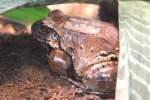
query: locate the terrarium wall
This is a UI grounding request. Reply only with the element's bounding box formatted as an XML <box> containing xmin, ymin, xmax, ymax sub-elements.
<box><xmin>116</xmin><ymin>1</ymin><xmax>150</xmax><ymax>100</ymax></box>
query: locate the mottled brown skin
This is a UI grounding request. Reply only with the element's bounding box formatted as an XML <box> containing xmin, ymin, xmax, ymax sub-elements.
<box><xmin>31</xmin><ymin>10</ymin><xmax>119</xmax><ymax>93</ymax></box>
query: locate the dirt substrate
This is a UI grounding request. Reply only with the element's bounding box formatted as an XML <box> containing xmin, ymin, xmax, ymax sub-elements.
<box><xmin>0</xmin><ymin>34</ymin><xmax>114</xmax><ymax>100</ymax></box>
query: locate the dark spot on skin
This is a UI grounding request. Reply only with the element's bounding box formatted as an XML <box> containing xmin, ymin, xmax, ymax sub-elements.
<box><xmin>110</xmin><ymin>55</ymin><xmax>118</xmax><ymax>61</ymax></box>
<box><xmin>98</xmin><ymin>58</ymin><xmax>100</xmax><ymax>60</ymax></box>
<box><xmin>102</xmin><ymin>65</ymin><xmax>105</xmax><ymax>68</ymax></box>
<box><xmin>100</xmin><ymin>53</ymin><xmax>107</xmax><ymax>57</ymax></box>
<box><xmin>80</xmin><ymin>46</ymin><xmax>83</xmax><ymax>50</ymax></box>
<box><xmin>90</xmin><ymin>49</ymin><xmax>94</xmax><ymax>52</ymax></box>
<box><xmin>91</xmin><ymin>64</ymin><xmax>94</xmax><ymax>66</ymax></box>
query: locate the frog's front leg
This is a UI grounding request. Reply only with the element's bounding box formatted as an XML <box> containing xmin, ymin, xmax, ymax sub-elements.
<box><xmin>47</xmin><ymin>49</ymin><xmax>73</xmax><ymax>76</ymax></box>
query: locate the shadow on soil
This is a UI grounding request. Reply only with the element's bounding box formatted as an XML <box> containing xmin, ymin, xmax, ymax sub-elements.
<box><xmin>0</xmin><ymin>34</ymin><xmax>52</xmax><ymax>84</ymax></box>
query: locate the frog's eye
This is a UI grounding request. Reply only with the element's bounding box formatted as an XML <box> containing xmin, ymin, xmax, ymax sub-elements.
<box><xmin>46</xmin><ymin>27</ymin><xmax>59</xmax><ymax>40</ymax></box>
<box><xmin>52</xmin><ymin>33</ymin><xmax>59</xmax><ymax>40</ymax></box>
<box><xmin>47</xmin><ymin>33</ymin><xmax>58</xmax><ymax>42</ymax></box>
<box><xmin>53</xmin><ymin>33</ymin><xmax>57</xmax><ymax>38</ymax></box>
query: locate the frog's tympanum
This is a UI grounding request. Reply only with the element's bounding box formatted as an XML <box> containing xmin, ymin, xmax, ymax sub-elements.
<box><xmin>31</xmin><ymin>10</ymin><xmax>119</xmax><ymax>93</ymax></box>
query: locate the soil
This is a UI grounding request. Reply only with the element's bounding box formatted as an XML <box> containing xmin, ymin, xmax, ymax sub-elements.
<box><xmin>0</xmin><ymin>34</ymin><xmax>114</xmax><ymax>100</ymax></box>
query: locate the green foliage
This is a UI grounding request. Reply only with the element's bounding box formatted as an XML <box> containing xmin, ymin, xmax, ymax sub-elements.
<box><xmin>2</xmin><ymin>7</ymin><xmax>49</xmax><ymax>23</ymax></box>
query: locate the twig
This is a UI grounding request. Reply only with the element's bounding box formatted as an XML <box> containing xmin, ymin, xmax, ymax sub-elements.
<box><xmin>60</xmin><ymin>75</ymin><xmax>114</xmax><ymax>98</ymax></box>
<box><xmin>60</xmin><ymin>75</ymin><xmax>88</xmax><ymax>90</ymax></box>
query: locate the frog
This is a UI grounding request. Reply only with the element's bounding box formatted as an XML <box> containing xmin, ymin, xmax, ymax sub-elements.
<box><xmin>31</xmin><ymin>10</ymin><xmax>119</xmax><ymax>93</ymax></box>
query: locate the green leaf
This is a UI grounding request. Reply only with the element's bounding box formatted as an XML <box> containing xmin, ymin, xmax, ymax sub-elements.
<box><xmin>2</xmin><ymin>7</ymin><xmax>49</xmax><ymax>23</ymax></box>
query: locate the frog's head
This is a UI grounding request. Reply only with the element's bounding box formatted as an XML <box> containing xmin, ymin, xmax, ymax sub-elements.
<box><xmin>31</xmin><ymin>10</ymin><xmax>66</xmax><ymax>48</ymax></box>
